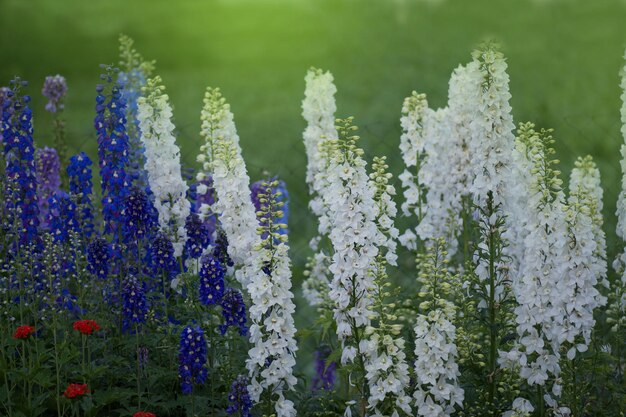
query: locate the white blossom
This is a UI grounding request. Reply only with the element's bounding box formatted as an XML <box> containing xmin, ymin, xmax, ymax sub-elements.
<box><xmin>137</xmin><ymin>77</ymin><xmax>190</xmax><ymax>257</ymax></box>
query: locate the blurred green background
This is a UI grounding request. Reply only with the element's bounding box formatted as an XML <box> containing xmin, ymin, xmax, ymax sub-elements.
<box><xmin>2</xmin><ymin>0</ymin><xmax>626</xmax><ymax>358</ymax></box>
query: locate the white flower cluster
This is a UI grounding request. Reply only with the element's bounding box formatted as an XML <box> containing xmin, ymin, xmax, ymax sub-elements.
<box><xmin>198</xmin><ymin>87</ymin><xmax>257</xmax><ymax>287</ymax></box>
<box><xmin>301</xmin><ymin>68</ymin><xmax>338</xmax><ymax>308</ymax></box>
<box><xmin>137</xmin><ymin>77</ymin><xmax>190</xmax><ymax>257</ymax></box>
<box><xmin>370</xmin><ymin>156</ymin><xmax>399</xmax><ymax>266</ymax></box>
<box><xmin>562</xmin><ymin>156</ymin><xmax>608</xmax><ymax>359</ymax></box>
<box><xmin>321</xmin><ymin>118</ymin><xmax>381</xmax><ymax>348</ymax></box>
<box><xmin>503</xmin><ymin>123</ymin><xmax>567</xmax><ymax>405</ymax></box>
<box><xmin>199</xmin><ymin>89</ymin><xmax>297</xmax><ymax>417</ymax></box>
<box><xmin>502</xmin><ymin>397</ymin><xmax>534</xmax><ymax>417</ymax></box>
<box><xmin>412</xmin><ymin>242</ymin><xmax>464</xmax><ymax>417</ymax></box>
<box><xmin>615</xmin><ymin>51</ymin><xmax>626</xmax><ymax>288</ymax></box>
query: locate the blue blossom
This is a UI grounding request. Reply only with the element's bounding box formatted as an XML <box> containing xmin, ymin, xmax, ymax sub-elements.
<box><xmin>312</xmin><ymin>346</ymin><xmax>336</xmax><ymax>391</ymax></box>
<box><xmin>226</xmin><ymin>375</ymin><xmax>253</xmax><ymax>417</ymax></box>
<box><xmin>87</xmin><ymin>236</ymin><xmax>111</xmax><ymax>279</ymax></box>
<box><xmin>36</xmin><ymin>147</ymin><xmax>61</xmax><ymax>227</ymax></box>
<box><xmin>149</xmin><ymin>232</ymin><xmax>177</xmax><ymax>277</ymax></box>
<box><xmin>119</xmin><ymin>68</ymin><xmax>148</xmax><ymax>188</ymax></box>
<box><xmin>178</xmin><ymin>325</ymin><xmax>208</xmax><ymax>394</ymax></box>
<box><xmin>122</xmin><ymin>276</ymin><xmax>148</xmax><ymax>331</ymax></box>
<box><xmin>47</xmin><ymin>191</ymin><xmax>79</xmax><ymax>243</ymax></box>
<box><xmin>185</xmin><ymin>213</ymin><xmax>210</xmax><ymax>259</ymax></box>
<box><xmin>213</xmin><ymin>228</ymin><xmax>234</xmax><ymax>268</ymax></box>
<box><xmin>41</xmin><ymin>75</ymin><xmax>67</xmax><ymax>114</ymax></box>
<box><xmin>124</xmin><ymin>186</ymin><xmax>158</xmax><ymax>244</ymax></box>
<box><xmin>67</xmin><ymin>152</ymin><xmax>95</xmax><ymax>238</ymax></box>
<box><xmin>95</xmin><ymin>67</ymin><xmax>130</xmax><ymax>256</ymax></box>
<box><xmin>2</xmin><ymin>80</ymin><xmax>40</xmax><ymax>247</ymax></box>
<box><xmin>219</xmin><ymin>288</ymin><xmax>248</xmax><ymax>336</ymax></box>
<box><xmin>199</xmin><ymin>253</ymin><xmax>225</xmax><ymax>305</ymax></box>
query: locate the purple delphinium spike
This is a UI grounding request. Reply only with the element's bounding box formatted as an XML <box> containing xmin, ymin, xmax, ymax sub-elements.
<box><xmin>226</xmin><ymin>375</ymin><xmax>253</xmax><ymax>417</ymax></box>
<box><xmin>36</xmin><ymin>147</ymin><xmax>61</xmax><ymax>227</ymax></box>
<box><xmin>67</xmin><ymin>152</ymin><xmax>95</xmax><ymax>238</ymax></box>
<box><xmin>178</xmin><ymin>325</ymin><xmax>208</xmax><ymax>395</ymax></box>
<box><xmin>312</xmin><ymin>346</ymin><xmax>337</xmax><ymax>391</ymax></box>
<box><xmin>122</xmin><ymin>276</ymin><xmax>148</xmax><ymax>332</ymax></box>
<box><xmin>3</xmin><ymin>79</ymin><xmax>40</xmax><ymax>248</ymax></box>
<box><xmin>198</xmin><ymin>253</ymin><xmax>225</xmax><ymax>305</ymax></box>
<box><xmin>219</xmin><ymin>288</ymin><xmax>248</xmax><ymax>336</ymax></box>
<box><xmin>42</xmin><ymin>75</ymin><xmax>67</xmax><ymax>114</ymax></box>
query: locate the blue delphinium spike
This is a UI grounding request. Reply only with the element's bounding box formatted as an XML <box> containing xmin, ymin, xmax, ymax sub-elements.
<box><xmin>47</xmin><ymin>191</ymin><xmax>79</xmax><ymax>243</ymax></box>
<box><xmin>67</xmin><ymin>152</ymin><xmax>95</xmax><ymax>238</ymax></box>
<box><xmin>87</xmin><ymin>236</ymin><xmax>111</xmax><ymax>280</ymax></box>
<box><xmin>122</xmin><ymin>276</ymin><xmax>148</xmax><ymax>332</ymax></box>
<box><xmin>198</xmin><ymin>253</ymin><xmax>225</xmax><ymax>305</ymax></box>
<box><xmin>219</xmin><ymin>288</ymin><xmax>248</xmax><ymax>336</ymax></box>
<box><xmin>185</xmin><ymin>213</ymin><xmax>210</xmax><ymax>260</ymax></box>
<box><xmin>178</xmin><ymin>325</ymin><xmax>208</xmax><ymax>394</ymax></box>
<box><xmin>226</xmin><ymin>375</ymin><xmax>253</xmax><ymax>417</ymax></box>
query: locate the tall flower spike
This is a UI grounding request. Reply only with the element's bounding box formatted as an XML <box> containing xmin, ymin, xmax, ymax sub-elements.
<box><xmin>67</xmin><ymin>152</ymin><xmax>95</xmax><ymax>238</ymax></box>
<box><xmin>197</xmin><ymin>87</ymin><xmax>258</xmax><ymax>287</ymax></box>
<box><xmin>137</xmin><ymin>76</ymin><xmax>190</xmax><ymax>257</ymax></box>
<box><xmin>178</xmin><ymin>325</ymin><xmax>208</xmax><ymax>395</ymax></box>
<box><xmin>95</xmin><ymin>66</ymin><xmax>131</xmax><ymax>254</ymax></box>
<box><xmin>562</xmin><ymin>156</ymin><xmax>608</xmax><ymax>360</ymax></box>
<box><xmin>36</xmin><ymin>147</ymin><xmax>61</xmax><ymax>228</ymax></box>
<box><xmin>300</xmin><ymin>68</ymin><xmax>337</xmax><ymax>309</ymax></box>
<box><xmin>3</xmin><ymin>79</ymin><xmax>40</xmax><ymax>247</ymax></box>
<box><xmin>245</xmin><ymin>180</ymin><xmax>298</xmax><ymax>417</ymax></box>
<box><xmin>615</xmin><ymin>49</ymin><xmax>626</xmax><ymax>285</ymax></box>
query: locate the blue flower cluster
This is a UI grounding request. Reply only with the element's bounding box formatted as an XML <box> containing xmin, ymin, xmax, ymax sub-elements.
<box><xmin>122</xmin><ymin>276</ymin><xmax>148</xmax><ymax>331</ymax></box>
<box><xmin>87</xmin><ymin>236</ymin><xmax>111</xmax><ymax>279</ymax></box>
<box><xmin>199</xmin><ymin>253</ymin><xmax>225</xmax><ymax>306</ymax></box>
<box><xmin>94</xmin><ymin>68</ymin><xmax>130</xmax><ymax>252</ymax></box>
<box><xmin>185</xmin><ymin>213</ymin><xmax>210</xmax><ymax>259</ymax></box>
<box><xmin>219</xmin><ymin>288</ymin><xmax>248</xmax><ymax>336</ymax></box>
<box><xmin>178</xmin><ymin>325</ymin><xmax>208</xmax><ymax>395</ymax></box>
<box><xmin>47</xmin><ymin>191</ymin><xmax>79</xmax><ymax>243</ymax></box>
<box><xmin>124</xmin><ymin>186</ymin><xmax>158</xmax><ymax>244</ymax></box>
<box><xmin>2</xmin><ymin>81</ymin><xmax>40</xmax><ymax>247</ymax></box>
<box><xmin>312</xmin><ymin>346</ymin><xmax>337</xmax><ymax>391</ymax></box>
<box><xmin>67</xmin><ymin>152</ymin><xmax>95</xmax><ymax>238</ymax></box>
<box><xmin>118</xmin><ymin>68</ymin><xmax>148</xmax><ymax>188</ymax></box>
<box><xmin>226</xmin><ymin>375</ymin><xmax>253</xmax><ymax>417</ymax></box>
<box><xmin>150</xmin><ymin>232</ymin><xmax>177</xmax><ymax>278</ymax></box>
<box><xmin>213</xmin><ymin>229</ymin><xmax>234</xmax><ymax>268</ymax></box>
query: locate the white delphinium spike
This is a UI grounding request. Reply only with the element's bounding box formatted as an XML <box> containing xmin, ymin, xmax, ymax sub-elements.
<box><xmin>300</xmin><ymin>68</ymin><xmax>338</xmax><ymax>308</ymax></box>
<box><xmin>198</xmin><ymin>87</ymin><xmax>259</xmax><ymax>287</ymax></box>
<box><xmin>616</xmin><ymin>50</ymin><xmax>626</xmax><ymax>254</ymax></box>
<box><xmin>413</xmin><ymin>239</ymin><xmax>464</xmax><ymax>417</ymax></box>
<box><xmin>137</xmin><ymin>76</ymin><xmax>190</xmax><ymax>257</ymax></box>
<box><xmin>502</xmin><ymin>123</ymin><xmax>568</xmax><ymax>408</ymax></box>
<box><xmin>561</xmin><ymin>156</ymin><xmax>608</xmax><ymax>360</ymax></box>
<box><xmin>398</xmin><ymin>92</ymin><xmax>430</xmax><ymax>250</ymax></box>
<box><xmin>359</xmin><ymin>157</ymin><xmax>412</xmax><ymax>416</ymax></box>
<box><xmin>502</xmin><ymin>398</ymin><xmax>534</xmax><ymax>417</ymax></box>
<box><xmin>322</xmin><ymin>117</ymin><xmax>381</xmax><ymax>345</ymax></box>
<box><xmin>246</xmin><ymin>180</ymin><xmax>298</xmax><ymax>417</ymax></box>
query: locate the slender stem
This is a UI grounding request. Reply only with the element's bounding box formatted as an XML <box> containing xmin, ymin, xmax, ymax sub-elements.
<box><xmin>136</xmin><ymin>324</ymin><xmax>142</xmax><ymax>410</ymax></box>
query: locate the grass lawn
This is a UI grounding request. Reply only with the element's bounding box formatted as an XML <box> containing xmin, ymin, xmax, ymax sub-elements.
<box><xmin>2</xmin><ymin>0</ymin><xmax>626</xmax><ymax>334</ymax></box>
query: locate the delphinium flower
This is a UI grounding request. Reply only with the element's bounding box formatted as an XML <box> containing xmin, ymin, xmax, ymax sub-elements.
<box><xmin>67</xmin><ymin>152</ymin><xmax>95</xmax><ymax>238</ymax></box>
<box><xmin>178</xmin><ymin>325</ymin><xmax>208</xmax><ymax>394</ymax></box>
<box><xmin>358</xmin><ymin>156</ymin><xmax>412</xmax><ymax>417</ymax></box>
<box><xmin>42</xmin><ymin>75</ymin><xmax>67</xmax><ymax>114</ymax></box>
<box><xmin>219</xmin><ymin>287</ymin><xmax>248</xmax><ymax>336</ymax></box>
<box><xmin>312</xmin><ymin>346</ymin><xmax>336</xmax><ymax>391</ymax></box>
<box><xmin>397</xmin><ymin>91</ymin><xmax>430</xmax><ymax>250</ymax></box>
<box><xmin>87</xmin><ymin>236</ymin><xmax>111</xmax><ymax>279</ymax></box>
<box><xmin>198</xmin><ymin>253</ymin><xmax>225</xmax><ymax>305</ymax></box>
<box><xmin>35</xmin><ymin>147</ymin><xmax>61</xmax><ymax>227</ymax></box>
<box><xmin>502</xmin><ymin>398</ymin><xmax>534</xmax><ymax>417</ymax></box>
<box><xmin>413</xmin><ymin>239</ymin><xmax>464</xmax><ymax>417</ymax></box>
<box><xmin>0</xmin><ymin>86</ymin><xmax>10</xmax><ymax>143</ymax></box>
<box><xmin>149</xmin><ymin>232</ymin><xmax>178</xmax><ymax>291</ymax></box>
<box><xmin>136</xmin><ymin>77</ymin><xmax>190</xmax><ymax>257</ymax></box>
<box><xmin>118</xmin><ymin>34</ymin><xmax>155</xmax><ymax>188</ymax></box>
<box><xmin>300</xmin><ymin>68</ymin><xmax>337</xmax><ymax>310</ymax></box>
<box><xmin>185</xmin><ymin>212</ymin><xmax>210</xmax><ymax>260</ymax></box>
<box><xmin>47</xmin><ymin>191</ymin><xmax>79</xmax><ymax>243</ymax></box>
<box><xmin>196</xmin><ymin>87</ymin><xmax>257</xmax><ymax>287</ymax></box>
<box><xmin>560</xmin><ymin>155</ymin><xmax>608</xmax><ymax>362</ymax></box>
<box><xmin>2</xmin><ymin>79</ymin><xmax>40</xmax><ymax>248</ymax></box>
<box><xmin>123</xmin><ymin>186</ymin><xmax>158</xmax><ymax>258</ymax></box>
<box><xmin>193</xmin><ymin>176</ymin><xmax>217</xmax><ymax>234</ymax></box>
<box><xmin>250</xmin><ymin>178</ymin><xmax>289</xmax><ymax>237</ymax></box>
<box><xmin>122</xmin><ymin>276</ymin><xmax>148</xmax><ymax>332</ymax></box>
<box><xmin>501</xmin><ymin>123</ymin><xmax>568</xmax><ymax>411</ymax></box>
<box><xmin>245</xmin><ymin>180</ymin><xmax>298</xmax><ymax>417</ymax></box>
<box><xmin>227</xmin><ymin>375</ymin><xmax>253</xmax><ymax>417</ymax></box>
<box><xmin>213</xmin><ymin>227</ymin><xmax>234</xmax><ymax>269</ymax></box>
<box><xmin>95</xmin><ymin>66</ymin><xmax>131</xmax><ymax>258</ymax></box>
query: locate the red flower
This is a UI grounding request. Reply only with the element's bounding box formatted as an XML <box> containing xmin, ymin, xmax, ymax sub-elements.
<box><xmin>72</xmin><ymin>319</ymin><xmax>101</xmax><ymax>335</ymax></box>
<box><xmin>133</xmin><ymin>412</ymin><xmax>156</xmax><ymax>417</ymax></box>
<box><xmin>13</xmin><ymin>325</ymin><xmax>35</xmax><ymax>340</ymax></box>
<box><xmin>63</xmin><ymin>383</ymin><xmax>89</xmax><ymax>399</ymax></box>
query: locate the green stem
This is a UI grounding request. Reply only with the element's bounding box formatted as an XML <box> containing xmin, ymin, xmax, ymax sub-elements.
<box><xmin>136</xmin><ymin>324</ymin><xmax>142</xmax><ymax>410</ymax></box>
